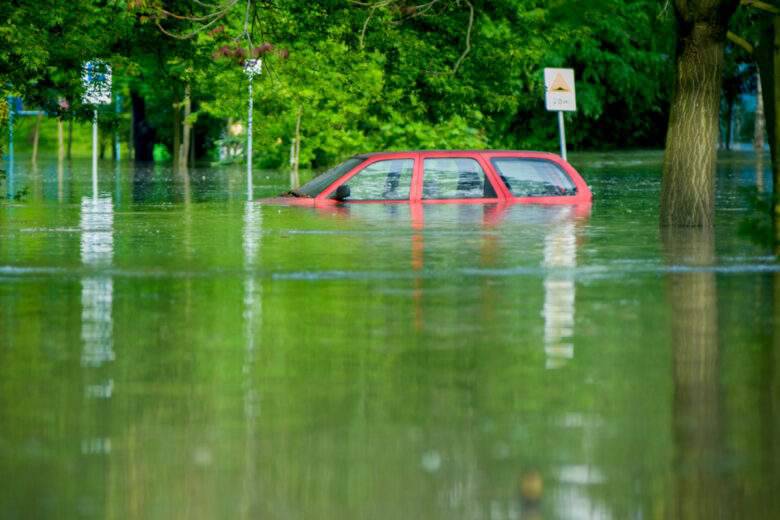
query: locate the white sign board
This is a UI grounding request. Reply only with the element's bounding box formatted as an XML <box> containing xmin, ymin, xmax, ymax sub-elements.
<box><xmin>244</xmin><ymin>59</ymin><xmax>262</xmax><ymax>78</ymax></box>
<box><xmin>82</xmin><ymin>61</ymin><xmax>113</xmax><ymax>105</ymax></box>
<box><xmin>544</xmin><ymin>68</ymin><xmax>576</xmax><ymax>112</ymax></box>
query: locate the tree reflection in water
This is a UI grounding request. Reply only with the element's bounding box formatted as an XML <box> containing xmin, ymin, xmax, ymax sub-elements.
<box><xmin>663</xmin><ymin>228</ymin><xmax>728</xmax><ymax>518</ymax></box>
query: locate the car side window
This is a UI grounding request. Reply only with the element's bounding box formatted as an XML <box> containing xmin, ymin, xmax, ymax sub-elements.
<box><xmin>491</xmin><ymin>158</ymin><xmax>577</xmax><ymax>197</ymax></box>
<box><xmin>333</xmin><ymin>159</ymin><xmax>414</xmax><ymax>201</ymax></box>
<box><xmin>422</xmin><ymin>158</ymin><xmax>496</xmax><ymax>199</ymax></box>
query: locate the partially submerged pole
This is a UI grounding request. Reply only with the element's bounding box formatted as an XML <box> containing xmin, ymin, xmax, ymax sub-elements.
<box><xmin>67</xmin><ymin>119</ymin><xmax>73</xmax><ymax>160</ymax></box>
<box><xmin>7</xmin><ymin>99</ymin><xmax>14</xmax><ymax>198</ymax></box>
<box><xmin>31</xmin><ymin>112</ymin><xmax>42</xmax><ymax>165</ymax></box>
<box><xmin>247</xmin><ymin>74</ymin><xmax>253</xmax><ymax>200</ymax></box>
<box><xmin>180</xmin><ymin>83</ymin><xmax>192</xmax><ymax>172</ymax></box>
<box><xmin>755</xmin><ymin>71</ymin><xmax>765</xmax><ymax>152</ymax></box>
<box><xmin>543</xmin><ymin>68</ymin><xmax>576</xmax><ymax>162</ymax></box>
<box><xmin>92</xmin><ymin>109</ymin><xmax>98</xmax><ymax>199</ymax></box>
<box><xmin>58</xmin><ymin>118</ymin><xmax>65</xmax><ymax>163</ymax></box>
<box><xmin>291</xmin><ymin>109</ymin><xmax>302</xmax><ymax>189</ymax></box>
<box><xmin>243</xmin><ymin>59</ymin><xmax>262</xmax><ymax>201</ymax></box>
<box><xmin>114</xmin><ymin>95</ymin><xmax>121</xmax><ymax>161</ymax></box>
<box><xmin>557</xmin><ymin>111</ymin><xmax>567</xmax><ymax>161</ymax></box>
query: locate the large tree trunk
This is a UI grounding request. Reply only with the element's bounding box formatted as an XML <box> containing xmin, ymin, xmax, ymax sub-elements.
<box><xmin>660</xmin><ymin>0</ymin><xmax>740</xmax><ymax>227</ymax></box>
<box><xmin>755</xmin><ymin>16</ymin><xmax>780</xmax><ymax>240</ymax></box>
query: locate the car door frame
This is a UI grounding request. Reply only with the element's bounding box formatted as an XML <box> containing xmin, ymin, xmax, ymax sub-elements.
<box><xmin>316</xmin><ymin>153</ymin><xmax>419</xmax><ymax>205</ymax></box>
<box><xmin>414</xmin><ymin>151</ymin><xmax>508</xmax><ymax>204</ymax></box>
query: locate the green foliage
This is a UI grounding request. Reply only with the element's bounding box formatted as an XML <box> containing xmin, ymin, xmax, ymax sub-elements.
<box><xmin>0</xmin><ymin>1</ymin><xmax>685</xmax><ymax>169</ymax></box>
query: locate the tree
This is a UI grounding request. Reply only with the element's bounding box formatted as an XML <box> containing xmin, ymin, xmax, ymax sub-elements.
<box><xmin>660</xmin><ymin>0</ymin><xmax>741</xmax><ymax>227</ymax></box>
<box><xmin>723</xmin><ymin>2</ymin><xmax>780</xmax><ymax>237</ymax></box>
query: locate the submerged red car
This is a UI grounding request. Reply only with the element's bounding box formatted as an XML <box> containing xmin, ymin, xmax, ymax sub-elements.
<box><xmin>271</xmin><ymin>150</ymin><xmax>592</xmax><ymax>205</ymax></box>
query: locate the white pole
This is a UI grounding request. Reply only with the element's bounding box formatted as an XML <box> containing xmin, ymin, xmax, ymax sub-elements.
<box><xmin>114</xmin><ymin>95</ymin><xmax>121</xmax><ymax>161</ymax></box>
<box><xmin>92</xmin><ymin>108</ymin><xmax>98</xmax><ymax>199</ymax></box>
<box><xmin>557</xmin><ymin>111</ymin><xmax>567</xmax><ymax>161</ymax></box>
<box><xmin>7</xmin><ymin>100</ymin><xmax>13</xmax><ymax>198</ymax></box>
<box><xmin>247</xmin><ymin>77</ymin><xmax>253</xmax><ymax>201</ymax></box>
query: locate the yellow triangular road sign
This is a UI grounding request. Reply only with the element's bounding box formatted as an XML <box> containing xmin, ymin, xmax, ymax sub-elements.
<box><xmin>550</xmin><ymin>73</ymin><xmax>571</xmax><ymax>93</ymax></box>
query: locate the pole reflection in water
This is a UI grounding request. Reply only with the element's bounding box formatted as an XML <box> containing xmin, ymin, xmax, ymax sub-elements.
<box><xmin>663</xmin><ymin>228</ymin><xmax>728</xmax><ymax>518</ymax></box>
<box><xmin>241</xmin><ymin>200</ymin><xmax>262</xmax><ymax>518</ymax></box>
<box><xmin>80</xmin><ymin>195</ymin><xmax>115</xmax><ymax>459</ymax></box>
<box><xmin>542</xmin><ymin>209</ymin><xmax>577</xmax><ymax>369</ymax></box>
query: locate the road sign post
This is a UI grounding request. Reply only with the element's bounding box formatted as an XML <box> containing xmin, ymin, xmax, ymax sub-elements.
<box><xmin>82</xmin><ymin>61</ymin><xmax>113</xmax><ymax>198</ymax></box>
<box><xmin>544</xmin><ymin>68</ymin><xmax>576</xmax><ymax>161</ymax></box>
<box><xmin>244</xmin><ymin>59</ymin><xmax>262</xmax><ymax>201</ymax></box>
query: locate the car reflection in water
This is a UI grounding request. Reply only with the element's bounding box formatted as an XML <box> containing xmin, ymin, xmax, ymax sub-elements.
<box><xmin>311</xmin><ymin>201</ymin><xmax>592</xmax><ymax>516</ymax></box>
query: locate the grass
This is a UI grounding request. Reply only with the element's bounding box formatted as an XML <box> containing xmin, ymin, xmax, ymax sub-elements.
<box><xmin>2</xmin><ymin>116</ymin><xmax>131</xmax><ymax>159</ymax></box>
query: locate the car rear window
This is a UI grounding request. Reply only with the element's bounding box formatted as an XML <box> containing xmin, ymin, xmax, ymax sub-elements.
<box><xmin>491</xmin><ymin>158</ymin><xmax>576</xmax><ymax>197</ymax></box>
<box><xmin>293</xmin><ymin>157</ymin><xmax>364</xmax><ymax>197</ymax></box>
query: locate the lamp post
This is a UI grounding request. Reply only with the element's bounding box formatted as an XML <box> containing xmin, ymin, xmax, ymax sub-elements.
<box><xmin>244</xmin><ymin>59</ymin><xmax>262</xmax><ymax>201</ymax></box>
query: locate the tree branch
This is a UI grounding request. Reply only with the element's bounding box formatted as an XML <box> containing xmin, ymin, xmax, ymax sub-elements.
<box><xmin>741</xmin><ymin>0</ymin><xmax>780</xmax><ymax>14</ymax></box>
<box><xmin>727</xmin><ymin>30</ymin><xmax>754</xmax><ymax>54</ymax></box>
<box><xmin>451</xmin><ymin>0</ymin><xmax>473</xmax><ymax>75</ymax></box>
<box><xmin>352</xmin><ymin>0</ymin><xmax>475</xmax><ymax>73</ymax></box>
<box><xmin>359</xmin><ymin>7</ymin><xmax>376</xmax><ymax>49</ymax></box>
<box><xmin>153</xmin><ymin>0</ymin><xmax>238</xmax><ymax>40</ymax></box>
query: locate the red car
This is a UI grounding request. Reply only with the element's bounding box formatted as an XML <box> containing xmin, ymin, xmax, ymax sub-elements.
<box><xmin>271</xmin><ymin>150</ymin><xmax>592</xmax><ymax>206</ymax></box>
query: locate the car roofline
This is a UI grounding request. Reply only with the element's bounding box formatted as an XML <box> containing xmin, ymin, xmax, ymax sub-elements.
<box><xmin>352</xmin><ymin>150</ymin><xmax>561</xmax><ymax>159</ymax></box>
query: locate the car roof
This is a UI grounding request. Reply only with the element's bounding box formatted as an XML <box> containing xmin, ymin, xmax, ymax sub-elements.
<box><xmin>353</xmin><ymin>150</ymin><xmax>558</xmax><ymax>159</ymax></box>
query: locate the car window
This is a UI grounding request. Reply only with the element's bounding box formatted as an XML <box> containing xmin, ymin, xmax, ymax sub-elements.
<box><xmin>422</xmin><ymin>158</ymin><xmax>496</xmax><ymax>199</ymax></box>
<box><xmin>295</xmin><ymin>157</ymin><xmax>364</xmax><ymax>197</ymax></box>
<box><xmin>333</xmin><ymin>159</ymin><xmax>414</xmax><ymax>201</ymax></box>
<box><xmin>491</xmin><ymin>158</ymin><xmax>576</xmax><ymax>197</ymax></box>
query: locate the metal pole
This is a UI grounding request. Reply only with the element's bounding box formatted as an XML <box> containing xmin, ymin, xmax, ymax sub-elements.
<box><xmin>7</xmin><ymin>99</ymin><xmax>14</xmax><ymax>198</ymax></box>
<box><xmin>114</xmin><ymin>95</ymin><xmax>121</xmax><ymax>161</ymax></box>
<box><xmin>247</xmin><ymin>77</ymin><xmax>253</xmax><ymax>200</ymax></box>
<box><xmin>92</xmin><ymin>108</ymin><xmax>98</xmax><ymax>199</ymax></box>
<box><xmin>558</xmin><ymin>111</ymin><xmax>567</xmax><ymax>161</ymax></box>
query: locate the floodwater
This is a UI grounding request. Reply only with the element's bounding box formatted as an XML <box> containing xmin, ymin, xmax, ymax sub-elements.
<box><xmin>1</xmin><ymin>151</ymin><xmax>778</xmax><ymax>519</ymax></box>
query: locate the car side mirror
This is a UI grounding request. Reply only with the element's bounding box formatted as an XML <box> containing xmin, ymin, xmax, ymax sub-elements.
<box><xmin>333</xmin><ymin>184</ymin><xmax>351</xmax><ymax>201</ymax></box>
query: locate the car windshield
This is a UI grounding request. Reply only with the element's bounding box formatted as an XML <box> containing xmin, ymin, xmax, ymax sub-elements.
<box><xmin>292</xmin><ymin>157</ymin><xmax>364</xmax><ymax>197</ymax></box>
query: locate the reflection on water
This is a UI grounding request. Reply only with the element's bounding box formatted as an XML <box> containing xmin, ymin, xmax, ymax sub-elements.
<box><xmin>663</xmin><ymin>228</ymin><xmax>726</xmax><ymax>518</ymax></box>
<box><xmin>543</xmin><ymin>210</ymin><xmax>577</xmax><ymax>369</ymax></box>
<box><xmin>80</xmin><ymin>196</ymin><xmax>114</xmax><ymax>368</ymax></box>
<box><xmin>241</xmin><ymin>200</ymin><xmax>261</xmax><ymax>518</ymax></box>
<box><xmin>79</xmin><ymin>194</ymin><xmax>114</xmax><ymax>469</ymax></box>
<box><xmin>1</xmin><ymin>154</ymin><xmax>779</xmax><ymax>518</ymax></box>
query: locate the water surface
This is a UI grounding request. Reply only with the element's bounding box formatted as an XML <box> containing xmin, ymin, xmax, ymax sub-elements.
<box><xmin>1</xmin><ymin>152</ymin><xmax>778</xmax><ymax>519</ymax></box>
